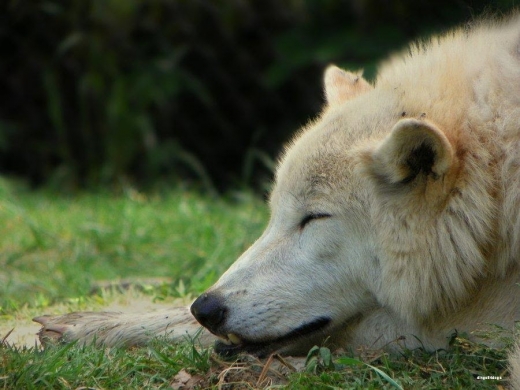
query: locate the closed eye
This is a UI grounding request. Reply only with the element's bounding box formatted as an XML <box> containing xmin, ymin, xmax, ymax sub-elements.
<box><xmin>299</xmin><ymin>213</ymin><xmax>332</xmax><ymax>229</ymax></box>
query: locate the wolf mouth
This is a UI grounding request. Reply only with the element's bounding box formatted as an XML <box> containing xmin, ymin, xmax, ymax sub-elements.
<box><xmin>213</xmin><ymin>316</ymin><xmax>331</xmax><ymax>357</ymax></box>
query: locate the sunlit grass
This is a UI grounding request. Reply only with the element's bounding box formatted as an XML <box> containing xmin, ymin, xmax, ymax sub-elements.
<box><xmin>0</xmin><ymin>178</ymin><xmax>268</xmax><ymax>313</ymax></box>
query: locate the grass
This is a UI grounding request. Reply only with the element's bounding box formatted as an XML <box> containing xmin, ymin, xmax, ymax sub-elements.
<box><xmin>0</xmin><ymin>177</ymin><xmax>513</xmax><ymax>389</ymax></box>
<box><xmin>0</xmin><ymin>177</ymin><xmax>267</xmax><ymax>312</ymax></box>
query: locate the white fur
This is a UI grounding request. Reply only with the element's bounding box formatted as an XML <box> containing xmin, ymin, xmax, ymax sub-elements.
<box><xmin>206</xmin><ymin>14</ymin><xmax>520</xmax><ymax>352</ymax></box>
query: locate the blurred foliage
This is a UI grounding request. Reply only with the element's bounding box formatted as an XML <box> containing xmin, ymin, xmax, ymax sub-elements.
<box><xmin>0</xmin><ymin>0</ymin><xmax>517</xmax><ymax>191</ymax></box>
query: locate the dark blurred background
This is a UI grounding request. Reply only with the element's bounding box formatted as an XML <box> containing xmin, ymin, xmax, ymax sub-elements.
<box><xmin>0</xmin><ymin>0</ymin><xmax>517</xmax><ymax>193</ymax></box>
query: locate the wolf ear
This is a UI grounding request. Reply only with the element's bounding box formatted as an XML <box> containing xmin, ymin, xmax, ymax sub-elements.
<box><xmin>369</xmin><ymin>118</ymin><xmax>454</xmax><ymax>185</ymax></box>
<box><xmin>324</xmin><ymin>65</ymin><xmax>372</xmax><ymax>106</ymax></box>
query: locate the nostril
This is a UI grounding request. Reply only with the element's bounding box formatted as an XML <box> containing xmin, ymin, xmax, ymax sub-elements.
<box><xmin>190</xmin><ymin>292</ymin><xmax>227</xmax><ymax>331</ymax></box>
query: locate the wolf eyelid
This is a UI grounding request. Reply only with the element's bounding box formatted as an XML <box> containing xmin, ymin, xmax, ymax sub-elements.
<box><xmin>299</xmin><ymin>213</ymin><xmax>332</xmax><ymax>229</ymax></box>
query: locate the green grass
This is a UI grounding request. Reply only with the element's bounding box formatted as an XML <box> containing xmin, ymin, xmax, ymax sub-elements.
<box><xmin>0</xmin><ymin>177</ymin><xmax>267</xmax><ymax>313</ymax></box>
<box><xmin>0</xmin><ymin>178</ymin><xmax>512</xmax><ymax>389</ymax></box>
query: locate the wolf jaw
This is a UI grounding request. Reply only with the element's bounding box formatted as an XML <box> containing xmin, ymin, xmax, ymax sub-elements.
<box><xmin>212</xmin><ymin>316</ymin><xmax>332</xmax><ymax>357</ymax></box>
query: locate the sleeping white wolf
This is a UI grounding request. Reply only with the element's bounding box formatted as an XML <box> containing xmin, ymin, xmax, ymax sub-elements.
<box><xmin>35</xmin><ymin>14</ymin><xmax>520</xmax><ymax>385</ymax></box>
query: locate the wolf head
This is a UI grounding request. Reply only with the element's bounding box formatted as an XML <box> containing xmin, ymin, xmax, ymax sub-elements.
<box><xmin>191</xmin><ymin>64</ymin><xmax>499</xmax><ymax>356</ymax></box>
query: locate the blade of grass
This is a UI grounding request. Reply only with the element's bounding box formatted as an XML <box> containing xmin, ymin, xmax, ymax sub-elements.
<box><xmin>337</xmin><ymin>356</ymin><xmax>404</xmax><ymax>390</ymax></box>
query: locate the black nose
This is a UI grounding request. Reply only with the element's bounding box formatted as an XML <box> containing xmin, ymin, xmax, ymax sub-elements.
<box><xmin>190</xmin><ymin>292</ymin><xmax>227</xmax><ymax>332</ymax></box>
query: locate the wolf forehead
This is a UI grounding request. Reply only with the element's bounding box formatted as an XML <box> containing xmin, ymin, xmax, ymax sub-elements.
<box><xmin>273</xmin><ymin>101</ymin><xmax>397</xmax><ymax>201</ymax></box>
<box><xmin>273</xmin><ymin>133</ymin><xmax>352</xmax><ymax>202</ymax></box>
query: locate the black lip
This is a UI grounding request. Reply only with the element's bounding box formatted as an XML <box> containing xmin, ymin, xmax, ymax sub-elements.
<box><xmin>214</xmin><ymin>316</ymin><xmax>331</xmax><ymax>357</ymax></box>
